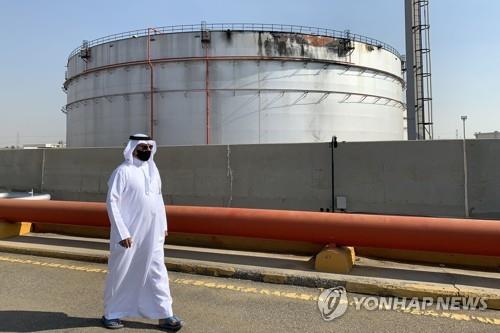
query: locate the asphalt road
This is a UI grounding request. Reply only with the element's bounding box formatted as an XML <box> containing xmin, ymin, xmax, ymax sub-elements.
<box><xmin>0</xmin><ymin>253</ymin><xmax>499</xmax><ymax>333</ymax></box>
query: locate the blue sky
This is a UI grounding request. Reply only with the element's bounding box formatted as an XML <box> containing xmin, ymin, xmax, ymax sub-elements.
<box><xmin>0</xmin><ymin>0</ymin><xmax>498</xmax><ymax>145</ymax></box>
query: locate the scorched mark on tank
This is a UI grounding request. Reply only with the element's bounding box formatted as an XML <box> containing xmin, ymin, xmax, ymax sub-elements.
<box><xmin>259</xmin><ymin>33</ymin><xmax>353</xmax><ymax>58</ymax></box>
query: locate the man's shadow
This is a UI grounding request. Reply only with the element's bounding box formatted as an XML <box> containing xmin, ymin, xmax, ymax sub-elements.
<box><xmin>0</xmin><ymin>311</ymin><xmax>157</xmax><ymax>332</ymax></box>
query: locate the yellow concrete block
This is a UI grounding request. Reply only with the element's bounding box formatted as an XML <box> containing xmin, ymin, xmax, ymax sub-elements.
<box><xmin>315</xmin><ymin>245</ymin><xmax>355</xmax><ymax>274</ymax></box>
<box><xmin>0</xmin><ymin>221</ymin><xmax>32</xmax><ymax>239</ymax></box>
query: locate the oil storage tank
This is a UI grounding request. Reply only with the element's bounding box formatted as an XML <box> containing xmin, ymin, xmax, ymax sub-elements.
<box><xmin>63</xmin><ymin>23</ymin><xmax>405</xmax><ymax>147</ymax></box>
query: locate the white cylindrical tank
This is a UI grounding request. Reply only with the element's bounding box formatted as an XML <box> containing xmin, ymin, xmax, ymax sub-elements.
<box><xmin>64</xmin><ymin>24</ymin><xmax>405</xmax><ymax>147</ymax></box>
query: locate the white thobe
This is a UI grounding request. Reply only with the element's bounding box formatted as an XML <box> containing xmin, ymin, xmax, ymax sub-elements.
<box><xmin>104</xmin><ymin>158</ymin><xmax>173</xmax><ymax>320</ymax></box>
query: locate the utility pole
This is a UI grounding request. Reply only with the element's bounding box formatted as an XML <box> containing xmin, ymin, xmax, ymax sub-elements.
<box><xmin>461</xmin><ymin>116</ymin><xmax>469</xmax><ymax>217</ymax></box>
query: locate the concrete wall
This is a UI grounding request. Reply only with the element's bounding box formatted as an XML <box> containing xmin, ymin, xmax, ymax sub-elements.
<box><xmin>0</xmin><ymin>149</ymin><xmax>43</xmax><ymax>192</ymax></box>
<box><xmin>334</xmin><ymin>140</ymin><xmax>466</xmax><ymax>216</ymax></box>
<box><xmin>468</xmin><ymin>140</ymin><xmax>500</xmax><ymax>218</ymax></box>
<box><xmin>1</xmin><ymin>140</ymin><xmax>499</xmax><ymax>218</ymax></box>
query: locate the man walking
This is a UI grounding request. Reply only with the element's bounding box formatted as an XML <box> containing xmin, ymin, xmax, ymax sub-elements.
<box><xmin>102</xmin><ymin>134</ymin><xmax>184</xmax><ymax>331</ymax></box>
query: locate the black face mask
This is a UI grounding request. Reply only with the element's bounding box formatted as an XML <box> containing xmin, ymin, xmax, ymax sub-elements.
<box><xmin>136</xmin><ymin>150</ymin><xmax>151</xmax><ymax>161</ymax></box>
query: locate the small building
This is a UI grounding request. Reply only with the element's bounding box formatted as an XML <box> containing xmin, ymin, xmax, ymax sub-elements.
<box><xmin>474</xmin><ymin>131</ymin><xmax>500</xmax><ymax>139</ymax></box>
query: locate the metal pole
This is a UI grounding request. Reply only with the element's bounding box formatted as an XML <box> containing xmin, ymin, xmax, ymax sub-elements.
<box><xmin>205</xmin><ymin>47</ymin><xmax>211</xmax><ymax>144</ymax></box>
<box><xmin>461</xmin><ymin>116</ymin><xmax>469</xmax><ymax>217</ymax></box>
<box><xmin>201</xmin><ymin>22</ymin><xmax>211</xmax><ymax>144</ymax></box>
<box><xmin>147</xmin><ymin>27</ymin><xmax>161</xmax><ymax>139</ymax></box>
<box><xmin>405</xmin><ymin>0</ymin><xmax>417</xmax><ymax>140</ymax></box>
<box><xmin>147</xmin><ymin>28</ymin><xmax>154</xmax><ymax>139</ymax></box>
<box><xmin>330</xmin><ymin>136</ymin><xmax>338</xmax><ymax>212</ymax></box>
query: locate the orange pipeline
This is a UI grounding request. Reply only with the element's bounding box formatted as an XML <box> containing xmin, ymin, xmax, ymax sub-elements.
<box><xmin>0</xmin><ymin>199</ymin><xmax>499</xmax><ymax>256</ymax></box>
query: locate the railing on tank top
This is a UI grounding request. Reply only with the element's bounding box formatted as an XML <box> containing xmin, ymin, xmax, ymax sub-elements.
<box><xmin>68</xmin><ymin>23</ymin><xmax>402</xmax><ymax>60</ymax></box>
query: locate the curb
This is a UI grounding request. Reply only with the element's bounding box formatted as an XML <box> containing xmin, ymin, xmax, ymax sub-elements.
<box><xmin>0</xmin><ymin>243</ymin><xmax>108</xmax><ymax>263</ymax></box>
<box><xmin>0</xmin><ymin>243</ymin><xmax>499</xmax><ymax>310</ymax></box>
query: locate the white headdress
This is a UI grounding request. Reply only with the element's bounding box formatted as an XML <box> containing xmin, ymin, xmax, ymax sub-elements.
<box><xmin>123</xmin><ymin>134</ymin><xmax>159</xmax><ymax>185</ymax></box>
